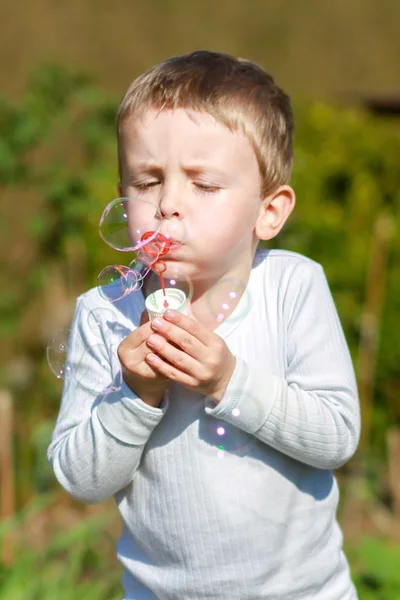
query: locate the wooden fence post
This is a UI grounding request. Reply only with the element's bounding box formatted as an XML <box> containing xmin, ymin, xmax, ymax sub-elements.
<box><xmin>356</xmin><ymin>212</ymin><xmax>393</xmax><ymax>454</ymax></box>
<box><xmin>388</xmin><ymin>428</ymin><xmax>400</xmax><ymax>524</ymax></box>
<box><xmin>0</xmin><ymin>388</ymin><xmax>15</xmax><ymax>565</ymax></box>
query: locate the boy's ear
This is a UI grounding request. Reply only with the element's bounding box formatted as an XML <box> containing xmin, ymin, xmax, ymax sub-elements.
<box><xmin>255</xmin><ymin>185</ymin><xmax>296</xmax><ymax>241</ymax></box>
<box><xmin>117</xmin><ymin>183</ymin><xmax>123</xmax><ymax>197</ymax></box>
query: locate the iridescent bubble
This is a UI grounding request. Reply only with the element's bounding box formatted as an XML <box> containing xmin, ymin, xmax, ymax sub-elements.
<box><xmin>207</xmin><ymin>277</ymin><xmax>251</xmax><ymax>324</ymax></box>
<box><xmin>205</xmin><ymin>417</ymin><xmax>255</xmax><ymax>457</ymax></box>
<box><xmin>158</xmin><ymin>217</ymin><xmax>187</xmax><ymax>246</ymax></box>
<box><xmin>140</xmin><ymin>263</ymin><xmax>194</xmax><ymax>309</ymax></box>
<box><xmin>204</xmin><ymin>389</ymin><xmax>256</xmax><ymax>457</ymax></box>
<box><xmin>136</xmin><ymin>244</ymin><xmax>163</xmax><ymax>268</ymax></box>
<box><xmin>47</xmin><ymin>329</ymin><xmax>72</xmax><ymax>380</ymax></box>
<box><xmin>161</xmin><ymin>265</ymin><xmax>194</xmax><ymax>303</ymax></box>
<box><xmin>207</xmin><ymin>416</ymin><xmax>255</xmax><ymax>456</ymax></box>
<box><xmin>99</xmin><ymin>197</ymin><xmax>162</xmax><ymax>252</ymax></box>
<box><xmin>128</xmin><ymin>257</ymin><xmax>150</xmax><ymax>287</ymax></box>
<box><xmin>217</xmin><ymin>447</ymin><xmax>225</xmax><ymax>459</ymax></box>
<box><xmin>87</xmin><ymin>308</ymin><xmax>119</xmax><ymax>339</ymax></box>
<box><xmin>97</xmin><ymin>265</ymin><xmax>140</xmax><ymax>302</ymax></box>
<box><xmin>75</xmin><ymin>343</ymin><xmax>121</xmax><ymax>395</ymax></box>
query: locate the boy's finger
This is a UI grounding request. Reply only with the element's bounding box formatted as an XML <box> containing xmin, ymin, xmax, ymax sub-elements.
<box><xmin>161</xmin><ymin>309</ymin><xmax>211</xmax><ymax>345</ymax></box>
<box><xmin>119</xmin><ymin>317</ymin><xmax>151</xmax><ymax>351</ymax></box>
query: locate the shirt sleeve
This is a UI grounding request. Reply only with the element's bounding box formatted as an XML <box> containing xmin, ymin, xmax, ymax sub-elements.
<box><xmin>205</xmin><ymin>260</ymin><xmax>361</xmax><ymax>470</ymax></box>
<box><xmin>47</xmin><ymin>295</ymin><xmax>168</xmax><ymax>504</ymax></box>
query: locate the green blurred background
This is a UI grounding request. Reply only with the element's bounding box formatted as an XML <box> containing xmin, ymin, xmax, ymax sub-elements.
<box><xmin>0</xmin><ymin>1</ymin><xmax>400</xmax><ymax>598</ymax></box>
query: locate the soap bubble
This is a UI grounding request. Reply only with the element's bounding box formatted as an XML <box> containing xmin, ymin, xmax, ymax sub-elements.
<box><xmin>143</xmin><ymin>264</ymin><xmax>194</xmax><ymax>304</ymax></box>
<box><xmin>204</xmin><ymin>397</ymin><xmax>255</xmax><ymax>457</ymax></box>
<box><xmin>128</xmin><ymin>257</ymin><xmax>150</xmax><ymax>286</ymax></box>
<box><xmin>158</xmin><ymin>217</ymin><xmax>187</xmax><ymax>247</ymax></box>
<box><xmin>207</xmin><ymin>277</ymin><xmax>251</xmax><ymax>324</ymax></box>
<box><xmin>97</xmin><ymin>265</ymin><xmax>141</xmax><ymax>302</ymax></box>
<box><xmin>75</xmin><ymin>343</ymin><xmax>121</xmax><ymax>395</ymax></box>
<box><xmin>136</xmin><ymin>239</ymin><xmax>165</xmax><ymax>268</ymax></box>
<box><xmin>205</xmin><ymin>416</ymin><xmax>255</xmax><ymax>457</ymax></box>
<box><xmin>88</xmin><ymin>308</ymin><xmax>119</xmax><ymax>339</ymax></box>
<box><xmin>47</xmin><ymin>328</ymin><xmax>121</xmax><ymax>396</ymax></box>
<box><xmin>47</xmin><ymin>329</ymin><xmax>73</xmax><ymax>380</ymax></box>
<box><xmin>161</xmin><ymin>265</ymin><xmax>194</xmax><ymax>303</ymax></box>
<box><xmin>99</xmin><ymin>197</ymin><xmax>162</xmax><ymax>252</ymax></box>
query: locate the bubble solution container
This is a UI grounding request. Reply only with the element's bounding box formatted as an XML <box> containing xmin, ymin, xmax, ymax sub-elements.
<box><xmin>145</xmin><ymin>288</ymin><xmax>187</xmax><ymax>320</ymax></box>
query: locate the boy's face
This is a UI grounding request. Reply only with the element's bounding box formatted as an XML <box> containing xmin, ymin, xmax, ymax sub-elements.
<box><xmin>118</xmin><ymin>108</ymin><xmax>265</xmax><ymax>287</ymax></box>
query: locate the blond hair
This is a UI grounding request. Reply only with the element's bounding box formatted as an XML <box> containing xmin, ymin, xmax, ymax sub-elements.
<box><xmin>117</xmin><ymin>50</ymin><xmax>294</xmax><ymax>196</ymax></box>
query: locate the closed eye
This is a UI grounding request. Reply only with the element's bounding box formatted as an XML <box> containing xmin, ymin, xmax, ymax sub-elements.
<box><xmin>194</xmin><ymin>183</ymin><xmax>220</xmax><ymax>195</ymax></box>
<box><xmin>132</xmin><ymin>181</ymin><xmax>160</xmax><ymax>192</ymax></box>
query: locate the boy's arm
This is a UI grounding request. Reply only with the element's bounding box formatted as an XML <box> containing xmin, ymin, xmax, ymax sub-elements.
<box><xmin>205</xmin><ymin>261</ymin><xmax>361</xmax><ymax>470</ymax></box>
<box><xmin>47</xmin><ymin>297</ymin><xmax>168</xmax><ymax>504</ymax></box>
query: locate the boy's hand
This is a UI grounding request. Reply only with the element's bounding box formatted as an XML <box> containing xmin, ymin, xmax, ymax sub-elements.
<box><xmin>118</xmin><ymin>310</ymin><xmax>171</xmax><ymax>408</ymax></box>
<box><xmin>144</xmin><ymin>309</ymin><xmax>236</xmax><ymax>404</ymax></box>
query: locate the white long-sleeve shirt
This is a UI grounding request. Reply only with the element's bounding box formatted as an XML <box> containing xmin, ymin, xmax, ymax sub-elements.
<box><xmin>47</xmin><ymin>248</ymin><xmax>360</xmax><ymax>600</ymax></box>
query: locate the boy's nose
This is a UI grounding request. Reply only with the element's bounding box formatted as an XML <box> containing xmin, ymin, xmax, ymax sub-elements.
<box><xmin>159</xmin><ymin>189</ymin><xmax>182</xmax><ymax>219</ymax></box>
<box><xmin>160</xmin><ymin>208</ymin><xmax>180</xmax><ymax>218</ymax></box>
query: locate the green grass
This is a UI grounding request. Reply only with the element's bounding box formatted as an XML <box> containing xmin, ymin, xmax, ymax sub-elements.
<box><xmin>347</xmin><ymin>537</ymin><xmax>400</xmax><ymax>600</ymax></box>
<box><xmin>0</xmin><ymin>495</ymin><xmax>122</xmax><ymax>600</ymax></box>
<box><xmin>2</xmin><ymin>496</ymin><xmax>400</xmax><ymax>599</ymax></box>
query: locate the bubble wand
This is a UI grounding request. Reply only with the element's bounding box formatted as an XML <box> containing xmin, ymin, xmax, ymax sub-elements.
<box><xmin>140</xmin><ymin>231</ymin><xmax>171</xmax><ymax>308</ymax></box>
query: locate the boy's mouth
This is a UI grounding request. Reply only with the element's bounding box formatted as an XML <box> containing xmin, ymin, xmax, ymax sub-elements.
<box><xmin>167</xmin><ymin>239</ymin><xmax>184</xmax><ymax>249</ymax></box>
<box><xmin>164</xmin><ymin>241</ymin><xmax>185</xmax><ymax>259</ymax></box>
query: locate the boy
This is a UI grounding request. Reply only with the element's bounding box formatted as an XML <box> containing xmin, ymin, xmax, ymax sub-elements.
<box><xmin>48</xmin><ymin>50</ymin><xmax>360</xmax><ymax>599</ymax></box>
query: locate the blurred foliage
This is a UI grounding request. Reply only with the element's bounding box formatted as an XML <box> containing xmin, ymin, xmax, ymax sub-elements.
<box><xmin>1</xmin><ymin>496</ymin><xmax>400</xmax><ymax>599</ymax></box>
<box><xmin>0</xmin><ymin>64</ymin><xmax>400</xmax><ymax>596</ymax></box>
<box><xmin>347</xmin><ymin>537</ymin><xmax>400</xmax><ymax>599</ymax></box>
<box><xmin>0</xmin><ymin>63</ymin><xmax>399</xmax><ymax>486</ymax></box>
<box><xmin>276</xmin><ymin>101</ymin><xmax>400</xmax><ymax>453</ymax></box>
<box><xmin>0</xmin><ymin>496</ymin><xmax>121</xmax><ymax>599</ymax></box>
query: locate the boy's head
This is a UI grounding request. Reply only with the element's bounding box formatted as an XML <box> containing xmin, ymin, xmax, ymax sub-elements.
<box><xmin>117</xmin><ymin>50</ymin><xmax>294</xmax><ymax>197</ymax></box>
<box><xmin>116</xmin><ymin>50</ymin><xmax>296</xmax><ymax>292</ymax></box>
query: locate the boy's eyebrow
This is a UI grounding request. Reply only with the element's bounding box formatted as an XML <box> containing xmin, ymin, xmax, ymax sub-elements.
<box><xmin>181</xmin><ymin>163</ymin><xmax>228</xmax><ymax>178</ymax></box>
<box><xmin>127</xmin><ymin>160</ymin><xmax>160</xmax><ymax>169</ymax></box>
<box><xmin>125</xmin><ymin>161</ymin><xmax>163</xmax><ymax>175</ymax></box>
<box><xmin>126</xmin><ymin>160</ymin><xmax>228</xmax><ymax>178</ymax></box>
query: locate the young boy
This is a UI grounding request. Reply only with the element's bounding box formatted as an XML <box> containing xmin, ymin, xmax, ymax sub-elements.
<box><xmin>48</xmin><ymin>50</ymin><xmax>360</xmax><ymax>599</ymax></box>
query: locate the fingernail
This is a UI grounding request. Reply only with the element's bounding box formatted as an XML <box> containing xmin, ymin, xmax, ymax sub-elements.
<box><xmin>152</xmin><ymin>318</ymin><xmax>164</xmax><ymax>330</ymax></box>
<box><xmin>164</xmin><ymin>309</ymin><xmax>178</xmax><ymax>320</ymax></box>
<box><xmin>147</xmin><ymin>334</ymin><xmax>160</xmax><ymax>348</ymax></box>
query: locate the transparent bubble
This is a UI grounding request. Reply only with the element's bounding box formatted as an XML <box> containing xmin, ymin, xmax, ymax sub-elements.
<box><xmin>97</xmin><ymin>265</ymin><xmax>140</xmax><ymax>302</ymax></box>
<box><xmin>207</xmin><ymin>277</ymin><xmax>251</xmax><ymax>324</ymax></box>
<box><xmin>136</xmin><ymin>244</ymin><xmax>163</xmax><ymax>268</ymax></box>
<box><xmin>140</xmin><ymin>263</ymin><xmax>194</xmax><ymax>311</ymax></box>
<box><xmin>160</xmin><ymin>264</ymin><xmax>194</xmax><ymax>303</ymax></box>
<box><xmin>75</xmin><ymin>343</ymin><xmax>121</xmax><ymax>395</ymax></box>
<box><xmin>158</xmin><ymin>218</ymin><xmax>187</xmax><ymax>247</ymax></box>
<box><xmin>87</xmin><ymin>308</ymin><xmax>119</xmax><ymax>339</ymax></box>
<box><xmin>128</xmin><ymin>257</ymin><xmax>150</xmax><ymax>286</ymax></box>
<box><xmin>47</xmin><ymin>329</ymin><xmax>73</xmax><ymax>380</ymax></box>
<box><xmin>204</xmin><ymin>395</ymin><xmax>255</xmax><ymax>457</ymax></box>
<box><xmin>205</xmin><ymin>416</ymin><xmax>255</xmax><ymax>457</ymax></box>
<box><xmin>99</xmin><ymin>197</ymin><xmax>162</xmax><ymax>252</ymax></box>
